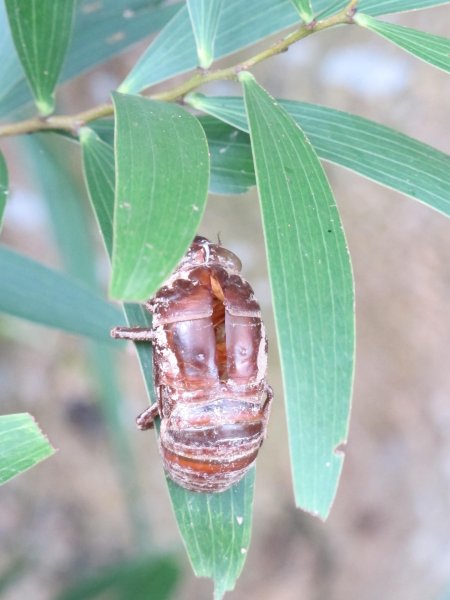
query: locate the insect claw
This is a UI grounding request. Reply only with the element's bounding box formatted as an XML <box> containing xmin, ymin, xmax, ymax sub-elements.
<box><xmin>136</xmin><ymin>402</ymin><xmax>159</xmax><ymax>430</ymax></box>
<box><xmin>111</xmin><ymin>326</ymin><xmax>155</xmax><ymax>342</ymax></box>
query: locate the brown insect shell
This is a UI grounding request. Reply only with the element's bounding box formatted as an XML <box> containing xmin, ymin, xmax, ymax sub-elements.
<box><xmin>148</xmin><ymin>238</ymin><xmax>270</xmax><ymax>493</ymax></box>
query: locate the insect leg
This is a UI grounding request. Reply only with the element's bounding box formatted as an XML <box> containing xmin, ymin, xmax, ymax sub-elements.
<box><xmin>261</xmin><ymin>385</ymin><xmax>274</xmax><ymax>438</ymax></box>
<box><xmin>263</xmin><ymin>385</ymin><xmax>274</xmax><ymax>414</ymax></box>
<box><xmin>136</xmin><ymin>402</ymin><xmax>159</xmax><ymax>430</ymax></box>
<box><xmin>111</xmin><ymin>326</ymin><xmax>155</xmax><ymax>342</ymax></box>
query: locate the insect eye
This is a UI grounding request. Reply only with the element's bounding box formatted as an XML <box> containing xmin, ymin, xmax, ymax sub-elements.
<box><xmin>214</xmin><ymin>247</ymin><xmax>242</xmax><ymax>273</ymax></box>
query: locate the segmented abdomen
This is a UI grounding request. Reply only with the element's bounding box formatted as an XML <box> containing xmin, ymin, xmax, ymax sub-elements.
<box><xmin>151</xmin><ymin>263</ymin><xmax>269</xmax><ymax>492</ymax></box>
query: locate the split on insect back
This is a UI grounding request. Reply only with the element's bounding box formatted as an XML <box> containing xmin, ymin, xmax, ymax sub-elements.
<box><xmin>111</xmin><ymin>235</ymin><xmax>273</xmax><ymax>493</ymax></box>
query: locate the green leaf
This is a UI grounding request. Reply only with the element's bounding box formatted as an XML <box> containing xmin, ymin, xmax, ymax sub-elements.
<box><xmin>118</xmin><ymin>0</ymin><xmax>299</xmax><ymax>93</ymax></box>
<box><xmin>78</xmin><ymin>125</ymin><xmax>154</xmax><ymax>548</ymax></box>
<box><xmin>81</xmin><ymin>126</ymin><xmax>161</xmax><ymax>404</ymax></box>
<box><xmin>87</xmin><ymin>119</ymin><xmax>115</xmax><ymax>146</ymax></box>
<box><xmin>119</xmin><ymin>0</ymin><xmax>450</xmax><ymax>94</ymax></box>
<box><xmin>290</xmin><ymin>0</ymin><xmax>314</xmax><ymax>21</ymax></box>
<box><xmin>360</xmin><ymin>0</ymin><xmax>450</xmax><ymax>12</ymax></box>
<box><xmin>0</xmin><ymin>1</ymin><xmax>25</xmax><ymax>118</ymax></box>
<box><xmin>316</xmin><ymin>0</ymin><xmax>450</xmax><ymax>18</ymax></box>
<box><xmin>0</xmin><ymin>151</ymin><xmax>8</xmax><ymax>233</ymax></box>
<box><xmin>81</xmin><ymin>125</ymin><xmax>160</xmax><ymax>399</ymax></box>
<box><xmin>4</xmin><ymin>0</ymin><xmax>75</xmax><ymax>115</ymax></box>
<box><xmin>64</xmin><ymin>0</ymin><xmax>180</xmax><ymax>82</ymax></box>
<box><xmin>199</xmin><ymin>116</ymin><xmax>256</xmax><ymax>195</ymax></box>
<box><xmin>85</xmin><ymin>117</ymin><xmax>254</xmax><ymax>197</ymax></box>
<box><xmin>23</xmin><ymin>135</ymin><xmax>97</xmax><ymax>286</ymax></box>
<box><xmin>110</xmin><ymin>93</ymin><xmax>209</xmax><ymax>301</ymax></box>
<box><xmin>168</xmin><ymin>470</ymin><xmax>255</xmax><ymax>600</ymax></box>
<box><xmin>355</xmin><ymin>13</ymin><xmax>450</xmax><ymax>73</ymax></box>
<box><xmin>80</xmin><ymin>127</ymin><xmax>115</xmax><ymax>256</ymax></box>
<box><xmin>0</xmin><ymin>413</ymin><xmax>55</xmax><ymax>485</ymax></box>
<box><xmin>187</xmin><ymin>0</ymin><xmax>224</xmax><ymax>68</ymax></box>
<box><xmin>0</xmin><ymin>0</ymin><xmax>180</xmax><ymax>119</ymax></box>
<box><xmin>81</xmin><ymin>122</ymin><xmax>256</xmax><ymax>597</ymax></box>
<box><xmin>55</xmin><ymin>554</ymin><xmax>179</xmax><ymax>600</ymax></box>
<box><xmin>187</xmin><ymin>94</ymin><xmax>450</xmax><ymax>217</ymax></box>
<box><xmin>240</xmin><ymin>73</ymin><xmax>354</xmax><ymax>519</ymax></box>
<box><xmin>0</xmin><ymin>245</ymin><xmax>124</xmax><ymax>342</ymax></box>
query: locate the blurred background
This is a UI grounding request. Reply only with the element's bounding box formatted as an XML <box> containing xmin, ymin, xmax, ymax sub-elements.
<box><xmin>1</xmin><ymin>3</ymin><xmax>450</xmax><ymax>599</ymax></box>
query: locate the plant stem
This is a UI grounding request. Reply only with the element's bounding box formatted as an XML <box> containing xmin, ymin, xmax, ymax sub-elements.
<box><xmin>0</xmin><ymin>2</ymin><xmax>357</xmax><ymax>139</ymax></box>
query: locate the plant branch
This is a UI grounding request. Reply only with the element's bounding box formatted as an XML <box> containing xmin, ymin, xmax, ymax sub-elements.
<box><xmin>0</xmin><ymin>1</ymin><xmax>357</xmax><ymax>139</ymax></box>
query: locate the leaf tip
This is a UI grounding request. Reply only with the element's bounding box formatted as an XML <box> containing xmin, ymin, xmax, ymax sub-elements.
<box><xmin>30</xmin><ymin>414</ymin><xmax>57</xmax><ymax>456</ymax></box>
<box><xmin>294</xmin><ymin>495</ymin><xmax>333</xmax><ymax>522</ymax></box>
<box><xmin>111</xmin><ymin>90</ymin><xmax>128</xmax><ymax>109</ymax></box>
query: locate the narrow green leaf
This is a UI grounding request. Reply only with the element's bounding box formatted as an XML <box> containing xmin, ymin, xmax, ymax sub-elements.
<box><xmin>80</xmin><ymin>127</ymin><xmax>115</xmax><ymax>256</ymax></box>
<box><xmin>168</xmin><ymin>470</ymin><xmax>255</xmax><ymax>600</ymax></box>
<box><xmin>5</xmin><ymin>0</ymin><xmax>75</xmax><ymax>115</ymax></box>
<box><xmin>187</xmin><ymin>0</ymin><xmax>224</xmax><ymax>68</ymax></box>
<box><xmin>290</xmin><ymin>0</ymin><xmax>314</xmax><ymax>21</ymax></box>
<box><xmin>87</xmin><ymin>119</ymin><xmax>115</xmax><ymax>146</ymax></box>
<box><xmin>199</xmin><ymin>116</ymin><xmax>256</xmax><ymax>195</ymax></box>
<box><xmin>110</xmin><ymin>93</ymin><xmax>209</xmax><ymax>301</ymax></box>
<box><xmin>64</xmin><ymin>0</ymin><xmax>180</xmax><ymax>82</ymax></box>
<box><xmin>119</xmin><ymin>0</ymin><xmax>450</xmax><ymax>94</ymax></box>
<box><xmin>0</xmin><ymin>245</ymin><xmax>124</xmax><ymax>342</ymax></box>
<box><xmin>0</xmin><ymin>152</ymin><xmax>8</xmax><ymax>232</ymax></box>
<box><xmin>118</xmin><ymin>0</ymin><xmax>300</xmax><ymax>93</ymax></box>
<box><xmin>355</xmin><ymin>13</ymin><xmax>450</xmax><ymax>73</ymax></box>
<box><xmin>0</xmin><ymin>0</ymin><xmax>180</xmax><ymax>119</ymax></box>
<box><xmin>0</xmin><ymin>1</ymin><xmax>25</xmax><ymax>119</ymax></box>
<box><xmin>55</xmin><ymin>554</ymin><xmax>180</xmax><ymax>600</ymax></box>
<box><xmin>81</xmin><ymin>122</ymin><xmax>256</xmax><ymax>596</ymax></box>
<box><xmin>241</xmin><ymin>73</ymin><xmax>354</xmax><ymax>519</ymax></box>
<box><xmin>0</xmin><ymin>413</ymin><xmax>55</xmax><ymax>484</ymax></box>
<box><xmin>81</xmin><ymin>124</ymin><xmax>161</xmax><ymax>399</ymax></box>
<box><xmin>26</xmin><ymin>133</ymin><xmax>151</xmax><ymax>547</ymax></box>
<box><xmin>23</xmin><ymin>135</ymin><xmax>97</xmax><ymax>286</ymax></box>
<box><xmin>187</xmin><ymin>94</ymin><xmax>450</xmax><ymax>217</ymax></box>
<box><xmin>81</xmin><ymin>128</ymin><xmax>163</xmax><ymax>435</ymax></box>
<box><xmin>316</xmin><ymin>0</ymin><xmax>450</xmax><ymax>18</ymax></box>
<box><xmin>86</xmin><ymin>117</ymin><xmax>254</xmax><ymax>197</ymax></box>
<box><xmin>360</xmin><ymin>0</ymin><xmax>450</xmax><ymax>12</ymax></box>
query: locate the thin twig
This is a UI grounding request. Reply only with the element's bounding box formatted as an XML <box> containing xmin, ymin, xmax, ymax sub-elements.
<box><xmin>0</xmin><ymin>1</ymin><xmax>357</xmax><ymax>139</ymax></box>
